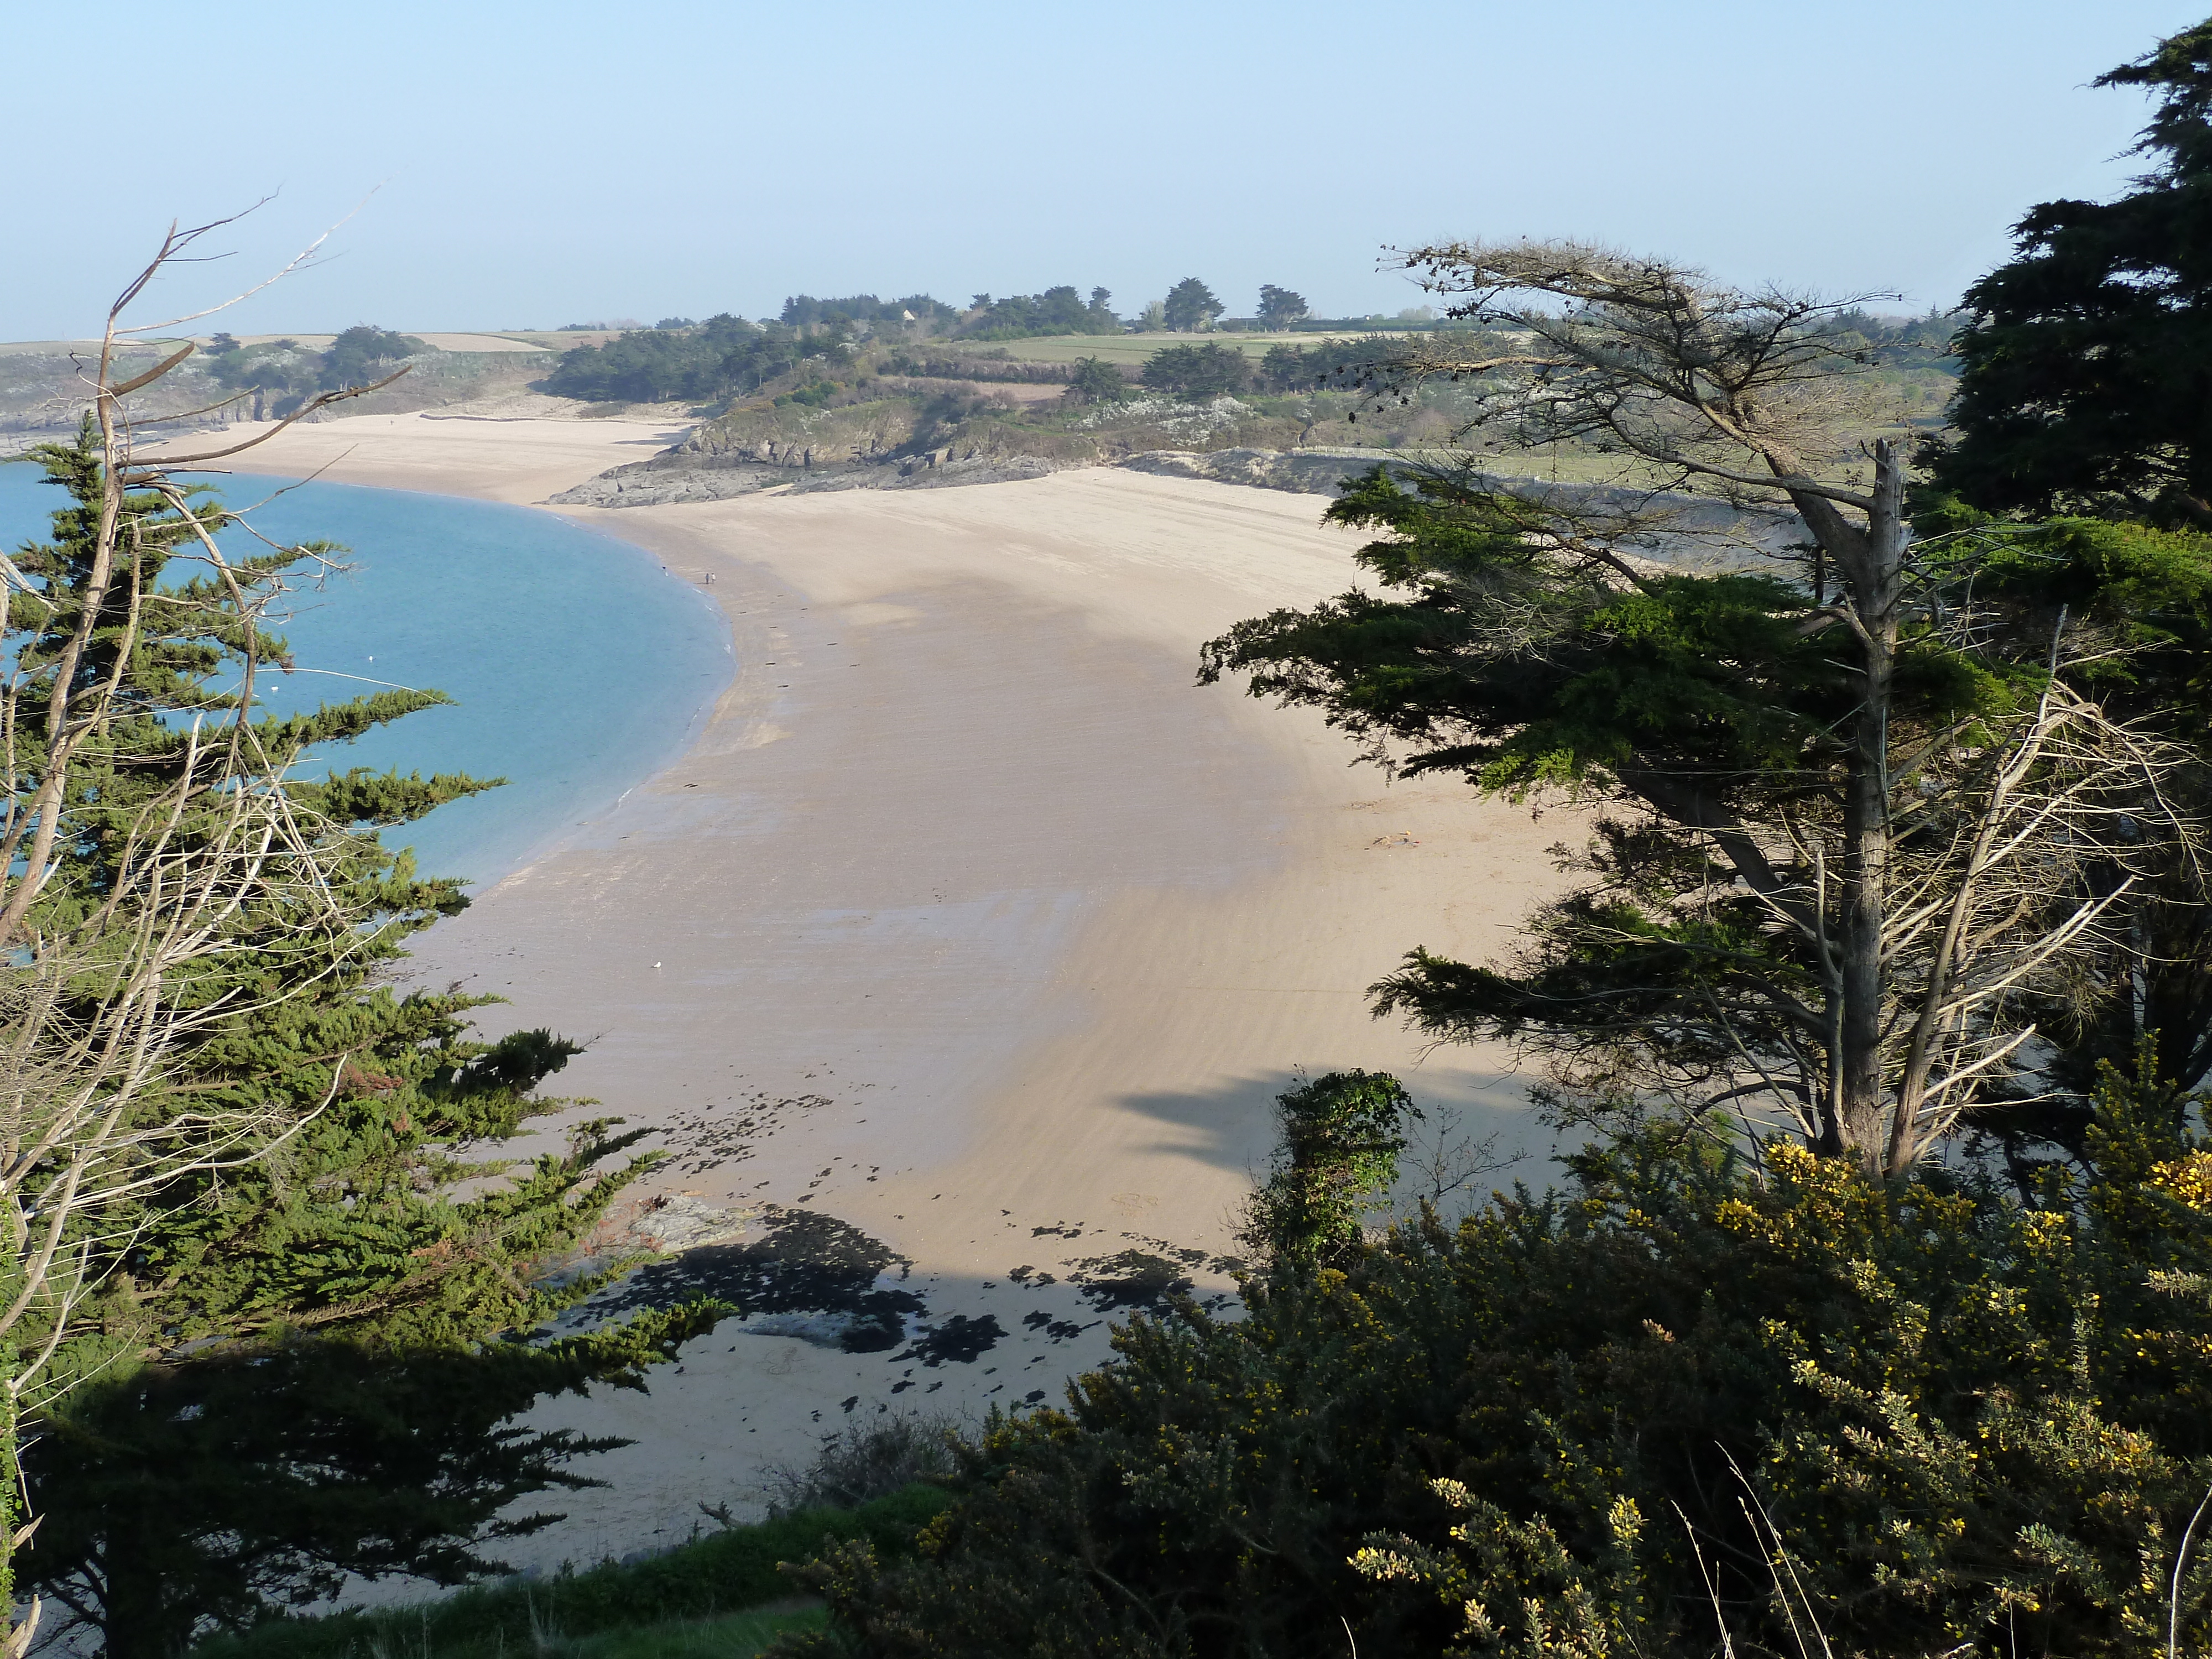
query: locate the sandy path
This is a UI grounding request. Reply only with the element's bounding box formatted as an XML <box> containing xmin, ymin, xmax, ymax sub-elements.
<box><xmin>149</xmin><ymin>415</ymin><xmax>1568</xmax><ymax>1571</ymax></box>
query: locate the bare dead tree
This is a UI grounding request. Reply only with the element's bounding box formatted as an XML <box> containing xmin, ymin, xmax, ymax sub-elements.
<box><xmin>0</xmin><ymin>213</ymin><xmax>409</xmax><ymax>1656</ymax></box>
<box><xmin>1401</xmin><ymin>1113</ymin><xmax>1511</xmax><ymax>1222</ymax></box>
<box><xmin>1324</xmin><ymin>242</ymin><xmax>2205</xmax><ymax>1173</ymax></box>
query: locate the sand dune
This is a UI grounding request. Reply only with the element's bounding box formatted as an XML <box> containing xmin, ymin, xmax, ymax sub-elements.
<box><xmin>148</xmin><ymin>415</ymin><xmax>1568</xmax><ymax>1571</ymax></box>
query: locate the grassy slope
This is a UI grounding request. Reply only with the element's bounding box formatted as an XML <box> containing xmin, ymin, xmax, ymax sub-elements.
<box><xmin>952</xmin><ymin>333</ymin><xmax>1958</xmax><ymax>468</ymax></box>
<box><xmin>975</xmin><ymin>329</ymin><xmax>1394</xmax><ymax>365</ymax></box>
<box><xmin>189</xmin><ymin>1486</ymin><xmax>948</xmax><ymax>1659</ymax></box>
<box><xmin>555</xmin><ymin>1606</ymin><xmax>827</xmax><ymax>1657</ymax></box>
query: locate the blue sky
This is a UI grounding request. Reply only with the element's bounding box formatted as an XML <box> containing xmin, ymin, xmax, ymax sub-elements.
<box><xmin>5</xmin><ymin>1</ymin><xmax>2203</xmax><ymax>338</ymax></box>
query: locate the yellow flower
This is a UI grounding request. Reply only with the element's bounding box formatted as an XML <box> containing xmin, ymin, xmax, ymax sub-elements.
<box><xmin>1607</xmin><ymin>1495</ymin><xmax>1644</xmax><ymax>1548</ymax></box>
<box><xmin>2151</xmin><ymin>1151</ymin><xmax>2212</xmax><ymax>1208</ymax></box>
<box><xmin>2020</xmin><ymin>1210</ymin><xmax>2071</xmax><ymax>1253</ymax></box>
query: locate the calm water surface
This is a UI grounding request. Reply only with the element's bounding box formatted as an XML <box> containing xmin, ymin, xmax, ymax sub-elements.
<box><xmin>0</xmin><ymin>460</ymin><xmax>731</xmax><ymax>888</ymax></box>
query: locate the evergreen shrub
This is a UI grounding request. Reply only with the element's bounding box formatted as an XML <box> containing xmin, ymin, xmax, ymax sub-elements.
<box><xmin>775</xmin><ymin>1061</ymin><xmax>2212</xmax><ymax>1657</ymax></box>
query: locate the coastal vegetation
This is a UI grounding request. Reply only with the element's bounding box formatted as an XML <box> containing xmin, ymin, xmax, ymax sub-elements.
<box><xmin>541</xmin><ymin>314</ymin><xmax>804</xmax><ymax>404</ymax></box>
<box><xmin>11</xmin><ymin>15</ymin><xmax>2212</xmax><ymax>1659</ymax></box>
<box><xmin>782</xmin><ymin>1066</ymin><xmax>2212</xmax><ymax>1656</ymax></box>
<box><xmin>1926</xmin><ymin>23</ymin><xmax>2212</xmax><ymax>526</ymax></box>
<box><xmin>540</xmin><ymin>304</ymin><xmax>1963</xmax><ymax>508</ymax></box>
<box><xmin>530</xmin><ymin>279</ymin><xmax>1396</xmax><ymax>426</ymax></box>
<box><xmin>0</xmin><ymin>230</ymin><xmax>722</xmax><ymax>1656</ymax></box>
<box><xmin>963</xmin><ymin>286</ymin><xmax>1121</xmax><ymax>340</ymax></box>
<box><xmin>1139</xmin><ymin>343</ymin><xmax>1249</xmax><ymax>399</ymax></box>
<box><xmin>758</xmin><ymin>17</ymin><xmax>2212</xmax><ymax>1657</ymax></box>
<box><xmin>1201</xmin><ymin>251</ymin><xmax>2198</xmax><ymax>1168</ymax></box>
<box><xmin>1256</xmin><ymin>284</ymin><xmax>1310</xmax><ymax>329</ymax></box>
<box><xmin>201</xmin><ymin>326</ymin><xmax>422</xmax><ymax>419</ymax></box>
<box><xmin>779</xmin><ymin>295</ymin><xmax>959</xmax><ymax>330</ymax></box>
<box><xmin>1160</xmin><ymin>277</ymin><xmax>1222</xmax><ymax>332</ymax></box>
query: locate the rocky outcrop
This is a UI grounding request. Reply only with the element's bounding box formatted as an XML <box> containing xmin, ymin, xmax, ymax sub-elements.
<box><xmin>679</xmin><ymin>397</ymin><xmax>925</xmax><ymax>467</ymax></box>
<box><xmin>546</xmin><ymin>453</ymin><xmax>836</xmax><ymax>507</ymax></box>
<box><xmin>784</xmin><ymin>453</ymin><xmax>1058</xmax><ymax>493</ymax></box>
<box><xmin>545</xmin><ymin>447</ymin><xmax>1062</xmax><ymax>507</ymax></box>
<box><xmin>1118</xmin><ymin>446</ymin><xmax>1388</xmax><ymax>495</ymax></box>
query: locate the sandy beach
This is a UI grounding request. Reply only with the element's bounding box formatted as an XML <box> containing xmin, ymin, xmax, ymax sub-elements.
<box><xmin>153</xmin><ymin>413</ymin><xmax>1569</xmax><ymax>1572</ymax></box>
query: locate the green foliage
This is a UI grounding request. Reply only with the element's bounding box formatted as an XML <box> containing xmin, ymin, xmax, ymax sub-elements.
<box><xmin>12</xmin><ymin>434</ymin><xmax>654</xmax><ymax>1366</ymax></box>
<box><xmin>1064</xmin><ymin>356</ymin><xmax>1129</xmax><ymax>405</ymax></box>
<box><xmin>1902</xmin><ymin>508</ymin><xmax>2212</xmax><ymax>1106</ymax></box>
<box><xmin>1200</xmin><ymin>464</ymin><xmax>2212</xmax><ymax>1150</ymax></box>
<box><xmin>1239</xmin><ymin>1071</ymin><xmax>1418</xmax><ymax>1266</ymax></box>
<box><xmin>1256</xmin><ymin>284</ymin><xmax>1310</xmax><ymax>328</ymax></box>
<box><xmin>1819</xmin><ymin>305</ymin><xmax>1963</xmax><ymax>373</ymax></box>
<box><xmin>187</xmin><ymin>1486</ymin><xmax>948</xmax><ymax>1658</ymax></box>
<box><xmin>781</xmin><ymin>294</ymin><xmax>955</xmax><ymax>329</ymax></box>
<box><xmin>1353</xmin><ymin>1479</ymin><xmax>1649</xmax><ymax>1659</ymax></box>
<box><xmin>781</xmin><ymin>1063</ymin><xmax>2212</xmax><ymax>1658</ymax></box>
<box><xmin>545</xmin><ymin>315</ymin><xmax>791</xmax><ymax>403</ymax></box>
<box><xmin>32</xmin><ymin>1306</ymin><xmax>726</xmax><ymax>1657</ymax></box>
<box><xmin>963</xmin><ymin>285</ymin><xmax>1118</xmax><ymax>340</ymax></box>
<box><xmin>317</xmin><ymin>324</ymin><xmax>420</xmax><ymax>390</ymax></box>
<box><xmin>1928</xmin><ymin>17</ymin><xmax>2212</xmax><ymax>524</ymax></box>
<box><xmin>10</xmin><ymin>432</ymin><xmax>668</xmax><ymax>1641</ymax></box>
<box><xmin>1253</xmin><ymin>340</ymin><xmax>1347</xmax><ymax>392</ymax></box>
<box><xmin>1161</xmin><ymin>277</ymin><xmax>1221</xmax><ymax>333</ymax></box>
<box><xmin>1138</xmin><ymin>342</ymin><xmax>1248</xmax><ymax>399</ymax></box>
<box><xmin>766</xmin><ymin>1418</ymin><xmax>959</xmax><ymax>1516</ymax></box>
<box><xmin>202</xmin><ymin>327</ymin><xmax>419</xmax><ymax>415</ymax></box>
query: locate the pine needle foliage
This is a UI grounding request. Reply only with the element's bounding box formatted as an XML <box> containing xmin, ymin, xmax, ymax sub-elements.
<box><xmin>8</xmin><ymin>425</ymin><xmax>654</xmax><ymax>1377</ymax></box>
<box><xmin>32</xmin><ymin>1305</ymin><xmax>722</xmax><ymax>1656</ymax></box>
<box><xmin>1927</xmin><ymin>18</ymin><xmax>2212</xmax><ymax>526</ymax></box>
<box><xmin>1202</xmin><ymin>463</ymin><xmax>2212</xmax><ymax>1162</ymax></box>
<box><xmin>7</xmin><ymin>427</ymin><xmax>676</xmax><ymax>1648</ymax></box>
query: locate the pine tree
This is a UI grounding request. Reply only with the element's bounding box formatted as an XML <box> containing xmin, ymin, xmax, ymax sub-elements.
<box><xmin>9</xmin><ymin>423</ymin><xmax>652</xmax><ymax>1374</ymax></box>
<box><xmin>31</xmin><ymin>1306</ymin><xmax>722</xmax><ymax>1656</ymax></box>
<box><xmin>8</xmin><ymin>425</ymin><xmax>670</xmax><ymax>1646</ymax></box>
<box><xmin>1162</xmin><ymin>277</ymin><xmax>1222</xmax><ymax>333</ymax></box>
<box><xmin>1929</xmin><ymin>19</ymin><xmax>2212</xmax><ymax>525</ymax></box>
<box><xmin>1203</xmin><ymin>431</ymin><xmax>2209</xmax><ymax>1166</ymax></box>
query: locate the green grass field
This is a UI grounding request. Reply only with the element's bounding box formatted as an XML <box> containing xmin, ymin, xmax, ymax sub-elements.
<box><xmin>187</xmin><ymin>1487</ymin><xmax>946</xmax><ymax>1659</ymax></box>
<box><xmin>560</xmin><ymin>1604</ymin><xmax>825</xmax><ymax>1657</ymax></box>
<box><xmin>969</xmin><ymin>329</ymin><xmax>1400</xmax><ymax>366</ymax></box>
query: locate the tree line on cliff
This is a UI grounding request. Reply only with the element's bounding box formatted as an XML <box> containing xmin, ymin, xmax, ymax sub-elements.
<box><xmin>541</xmin><ymin>279</ymin><xmax>1327</xmax><ymax>405</ymax></box>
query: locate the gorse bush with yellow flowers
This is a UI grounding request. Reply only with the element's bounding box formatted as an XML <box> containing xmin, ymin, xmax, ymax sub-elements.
<box><xmin>774</xmin><ymin>1057</ymin><xmax>2212</xmax><ymax>1657</ymax></box>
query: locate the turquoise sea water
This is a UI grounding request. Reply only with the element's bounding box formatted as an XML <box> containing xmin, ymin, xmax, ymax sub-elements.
<box><xmin>0</xmin><ymin>460</ymin><xmax>732</xmax><ymax>889</ymax></box>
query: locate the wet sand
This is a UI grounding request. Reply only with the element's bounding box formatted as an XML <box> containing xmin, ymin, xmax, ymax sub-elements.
<box><xmin>151</xmin><ymin>414</ymin><xmax>1568</xmax><ymax>1569</ymax></box>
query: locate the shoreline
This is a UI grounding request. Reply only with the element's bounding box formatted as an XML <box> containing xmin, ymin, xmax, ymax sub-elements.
<box><xmin>146</xmin><ymin>414</ymin><xmax>1572</xmax><ymax>1574</ymax></box>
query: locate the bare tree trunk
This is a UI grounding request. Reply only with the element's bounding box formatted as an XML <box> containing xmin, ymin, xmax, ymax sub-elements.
<box><xmin>1837</xmin><ymin>444</ymin><xmax>1908</xmax><ymax>1167</ymax></box>
<box><xmin>1361</xmin><ymin>244</ymin><xmax>2203</xmax><ymax>1171</ymax></box>
<box><xmin>1838</xmin><ymin>697</ymin><xmax>1892</xmax><ymax>1162</ymax></box>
